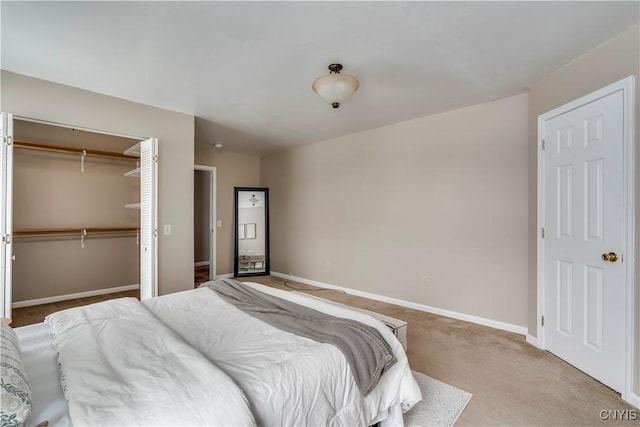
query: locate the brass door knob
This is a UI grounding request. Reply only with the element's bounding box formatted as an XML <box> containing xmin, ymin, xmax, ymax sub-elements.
<box><xmin>601</xmin><ymin>252</ymin><xmax>618</xmax><ymax>262</ymax></box>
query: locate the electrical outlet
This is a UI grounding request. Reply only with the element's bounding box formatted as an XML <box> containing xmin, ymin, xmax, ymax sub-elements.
<box><xmin>422</xmin><ymin>276</ymin><xmax>428</xmax><ymax>286</ymax></box>
<box><xmin>216</xmin><ymin>220</ymin><xmax>222</xmax><ymax>228</ymax></box>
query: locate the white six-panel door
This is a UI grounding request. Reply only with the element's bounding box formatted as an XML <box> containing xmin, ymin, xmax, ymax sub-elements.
<box><xmin>541</xmin><ymin>88</ymin><xmax>626</xmax><ymax>392</ymax></box>
<box><xmin>0</xmin><ymin>113</ymin><xmax>14</xmax><ymax>321</ymax></box>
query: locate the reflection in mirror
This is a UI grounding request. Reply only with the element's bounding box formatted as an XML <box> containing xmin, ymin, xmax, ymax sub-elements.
<box><xmin>246</xmin><ymin>223</ymin><xmax>256</xmax><ymax>239</ymax></box>
<box><xmin>234</xmin><ymin>188</ymin><xmax>269</xmax><ymax>277</ymax></box>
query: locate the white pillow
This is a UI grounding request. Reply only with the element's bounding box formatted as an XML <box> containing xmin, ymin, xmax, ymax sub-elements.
<box><xmin>1</xmin><ymin>322</ymin><xmax>32</xmax><ymax>427</ymax></box>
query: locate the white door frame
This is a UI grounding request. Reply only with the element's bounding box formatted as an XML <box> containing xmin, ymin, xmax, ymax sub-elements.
<box><xmin>194</xmin><ymin>165</ymin><xmax>217</xmax><ymax>279</ymax></box>
<box><xmin>536</xmin><ymin>76</ymin><xmax>636</xmax><ymax>405</ymax></box>
<box><xmin>1</xmin><ymin>113</ymin><xmax>14</xmax><ymax>321</ymax></box>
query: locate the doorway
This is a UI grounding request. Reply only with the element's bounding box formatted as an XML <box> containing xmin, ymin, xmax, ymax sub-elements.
<box><xmin>194</xmin><ymin>165</ymin><xmax>216</xmax><ymax>286</ymax></box>
<box><xmin>1</xmin><ymin>113</ymin><xmax>159</xmax><ymax>321</ymax></box>
<box><xmin>536</xmin><ymin>76</ymin><xmax>635</xmax><ymax>403</ymax></box>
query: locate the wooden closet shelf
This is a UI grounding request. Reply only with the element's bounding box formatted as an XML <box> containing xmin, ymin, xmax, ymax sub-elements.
<box><xmin>14</xmin><ymin>140</ymin><xmax>139</xmax><ymax>161</ymax></box>
<box><xmin>15</xmin><ymin>227</ymin><xmax>139</xmax><ymax>239</ymax></box>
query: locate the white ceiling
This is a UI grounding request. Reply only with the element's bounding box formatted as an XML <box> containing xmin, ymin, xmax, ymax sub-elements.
<box><xmin>2</xmin><ymin>1</ymin><xmax>638</xmax><ymax>155</ymax></box>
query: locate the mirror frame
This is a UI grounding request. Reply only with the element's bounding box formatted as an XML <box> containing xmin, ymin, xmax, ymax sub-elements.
<box><xmin>233</xmin><ymin>187</ymin><xmax>270</xmax><ymax>277</ymax></box>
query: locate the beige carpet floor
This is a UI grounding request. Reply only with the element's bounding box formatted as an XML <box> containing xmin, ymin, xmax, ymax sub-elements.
<box><xmin>10</xmin><ymin>289</ymin><xmax>139</xmax><ymax>328</ymax></box>
<box><xmin>242</xmin><ymin>276</ymin><xmax>638</xmax><ymax>426</ymax></box>
<box><xmin>194</xmin><ymin>265</ymin><xmax>210</xmax><ymax>287</ymax></box>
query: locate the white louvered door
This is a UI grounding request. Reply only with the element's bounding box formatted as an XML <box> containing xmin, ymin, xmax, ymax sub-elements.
<box><xmin>139</xmin><ymin>138</ymin><xmax>158</xmax><ymax>300</ymax></box>
<box><xmin>542</xmin><ymin>89</ymin><xmax>625</xmax><ymax>392</ymax></box>
<box><xmin>0</xmin><ymin>113</ymin><xmax>14</xmax><ymax>320</ymax></box>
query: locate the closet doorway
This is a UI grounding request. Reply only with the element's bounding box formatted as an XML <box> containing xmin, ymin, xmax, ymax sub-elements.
<box><xmin>0</xmin><ymin>113</ymin><xmax>158</xmax><ymax>321</ymax></box>
<box><xmin>194</xmin><ymin>165</ymin><xmax>216</xmax><ymax>286</ymax></box>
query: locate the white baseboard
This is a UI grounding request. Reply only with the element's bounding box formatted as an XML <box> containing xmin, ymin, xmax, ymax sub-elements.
<box><xmin>526</xmin><ymin>334</ymin><xmax>539</xmax><ymax>348</ymax></box>
<box><xmin>272</xmin><ymin>272</ymin><xmax>528</xmax><ymax>336</ymax></box>
<box><xmin>12</xmin><ymin>284</ymin><xmax>140</xmax><ymax>308</ymax></box>
<box><xmin>624</xmin><ymin>391</ymin><xmax>640</xmax><ymax>409</ymax></box>
<box><xmin>194</xmin><ymin>261</ymin><xmax>210</xmax><ymax>267</ymax></box>
<box><xmin>215</xmin><ymin>273</ymin><xmax>233</xmax><ymax>279</ymax></box>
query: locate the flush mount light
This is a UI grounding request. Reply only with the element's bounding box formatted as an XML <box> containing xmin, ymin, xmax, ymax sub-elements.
<box><xmin>312</xmin><ymin>63</ymin><xmax>360</xmax><ymax>109</ymax></box>
<box><xmin>249</xmin><ymin>194</ymin><xmax>259</xmax><ymax>206</ymax></box>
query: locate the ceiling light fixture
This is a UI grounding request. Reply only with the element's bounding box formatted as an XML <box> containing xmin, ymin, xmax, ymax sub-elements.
<box><xmin>249</xmin><ymin>194</ymin><xmax>259</xmax><ymax>206</ymax></box>
<box><xmin>312</xmin><ymin>63</ymin><xmax>359</xmax><ymax>109</ymax></box>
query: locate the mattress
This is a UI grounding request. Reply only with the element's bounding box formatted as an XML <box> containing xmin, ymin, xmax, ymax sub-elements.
<box><xmin>44</xmin><ymin>297</ymin><xmax>256</xmax><ymax>426</ymax></box>
<box><xmin>13</xmin><ymin>282</ymin><xmax>420</xmax><ymax>426</ymax></box>
<box><xmin>15</xmin><ymin>323</ymin><xmax>71</xmax><ymax>427</ymax></box>
<box><xmin>144</xmin><ymin>282</ymin><xmax>421</xmax><ymax>426</ymax></box>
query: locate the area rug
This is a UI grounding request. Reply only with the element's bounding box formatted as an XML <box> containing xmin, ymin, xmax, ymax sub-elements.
<box><xmin>404</xmin><ymin>371</ymin><xmax>472</xmax><ymax>427</ymax></box>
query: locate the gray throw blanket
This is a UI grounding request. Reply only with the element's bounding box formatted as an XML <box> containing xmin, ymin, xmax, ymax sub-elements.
<box><xmin>207</xmin><ymin>279</ymin><xmax>396</xmax><ymax>396</ymax></box>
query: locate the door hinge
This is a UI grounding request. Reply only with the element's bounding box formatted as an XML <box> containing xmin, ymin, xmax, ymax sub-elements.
<box><xmin>541</xmin><ymin>227</ymin><xmax>545</xmax><ymax>239</ymax></box>
<box><xmin>153</xmin><ymin>229</ymin><xmax>158</xmax><ymax>238</ymax></box>
<box><xmin>6</xmin><ymin>136</ymin><xmax>12</xmax><ymax>146</ymax></box>
<box><xmin>153</xmin><ymin>155</ymin><xmax>158</xmax><ymax>163</ymax></box>
<box><xmin>542</xmin><ymin>140</ymin><xmax>545</xmax><ymax>151</ymax></box>
<box><xmin>541</xmin><ymin>315</ymin><xmax>545</xmax><ymax>327</ymax></box>
<box><xmin>2</xmin><ymin>234</ymin><xmax>10</xmax><ymax>244</ymax></box>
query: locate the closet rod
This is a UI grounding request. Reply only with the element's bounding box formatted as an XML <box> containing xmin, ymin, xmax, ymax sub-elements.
<box><xmin>14</xmin><ymin>140</ymin><xmax>138</xmax><ymax>161</ymax></box>
<box><xmin>15</xmin><ymin>227</ymin><xmax>139</xmax><ymax>239</ymax></box>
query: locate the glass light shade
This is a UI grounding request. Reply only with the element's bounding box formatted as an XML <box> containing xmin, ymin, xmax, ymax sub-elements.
<box><xmin>312</xmin><ymin>73</ymin><xmax>359</xmax><ymax>108</ymax></box>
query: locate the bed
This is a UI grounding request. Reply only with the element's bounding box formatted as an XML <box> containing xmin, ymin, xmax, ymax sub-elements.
<box><xmin>7</xmin><ymin>280</ymin><xmax>421</xmax><ymax>426</ymax></box>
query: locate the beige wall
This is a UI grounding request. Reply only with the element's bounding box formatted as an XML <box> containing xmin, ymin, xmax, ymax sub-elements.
<box><xmin>528</xmin><ymin>24</ymin><xmax>639</xmax><ymax>393</ymax></box>
<box><xmin>261</xmin><ymin>93</ymin><xmax>529</xmax><ymax>327</ymax></box>
<box><xmin>12</xmin><ymin>121</ymin><xmax>139</xmax><ymax>301</ymax></box>
<box><xmin>2</xmin><ymin>71</ymin><xmax>196</xmax><ymax>296</ymax></box>
<box><xmin>194</xmin><ymin>146</ymin><xmax>260</xmax><ymax>275</ymax></box>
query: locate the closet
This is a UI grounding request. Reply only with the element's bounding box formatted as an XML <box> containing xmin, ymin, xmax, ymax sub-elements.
<box><xmin>0</xmin><ymin>113</ymin><xmax>157</xmax><ymax>321</ymax></box>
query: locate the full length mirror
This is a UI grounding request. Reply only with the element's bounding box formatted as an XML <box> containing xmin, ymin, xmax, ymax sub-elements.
<box><xmin>234</xmin><ymin>187</ymin><xmax>270</xmax><ymax>277</ymax></box>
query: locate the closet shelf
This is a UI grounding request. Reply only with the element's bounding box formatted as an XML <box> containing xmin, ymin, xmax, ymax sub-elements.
<box><xmin>124</xmin><ymin>168</ymin><xmax>141</xmax><ymax>177</ymax></box>
<box><xmin>123</xmin><ymin>142</ymin><xmax>141</xmax><ymax>157</ymax></box>
<box><xmin>15</xmin><ymin>227</ymin><xmax>139</xmax><ymax>239</ymax></box>
<box><xmin>14</xmin><ymin>140</ymin><xmax>139</xmax><ymax>161</ymax></box>
<box><xmin>125</xmin><ymin>203</ymin><xmax>141</xmax><ymax>210</ymax></box>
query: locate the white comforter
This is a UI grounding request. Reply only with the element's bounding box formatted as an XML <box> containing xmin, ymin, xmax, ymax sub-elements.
<box><xmin>45</xmin><ymin>298</ymin><xmax>256</xmax><ymax>427</ymax></box>
<box><xmin>143</xmin><ymin>282</ymin><xmax>421</xmax><ymax>426</ymax></box>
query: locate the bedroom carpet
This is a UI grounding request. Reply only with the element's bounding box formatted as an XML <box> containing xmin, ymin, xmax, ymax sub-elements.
<box><xmin>405</xmin><ymin>371</ymin><xmax>472</xmax><ymax>427</ymax></box>
<box><xmin>10</xmin><ymin>289</ymin><xmax>139</xmax><ymax>327</ymax></box>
